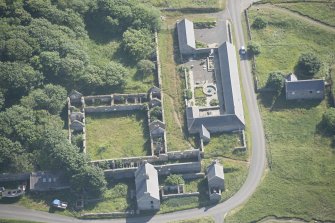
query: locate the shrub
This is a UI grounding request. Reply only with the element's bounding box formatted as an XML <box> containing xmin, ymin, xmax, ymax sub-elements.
<box><xmin>165</xmin><ymin>174</ymin><xmax>185</xmax><ymax>185</ymax></box>
<box><xmin>322</xmin><ymin>108</ymin><xmax>335</xmax><ymax>133</ymax></box>
<box><xmin>137</xmin><ymin>60</ymin><xmax>155</xmax><ymax>77</ymax></box>
<box><xmin>247</xmin><ymin>42</ymin><xmax>261</xmax><ymax>56</ymax></box>
<box><xmin>184</xmin><ymin>89</ymin><xmax>192</xmax><ymax>100</ymax></box>
<box><xmin>266</xmin><ymin>71</ymin><xmax>285</xmax><ymax>95</ymax></box>
<box><xmin>252</xmin><ymin>17</ymin><xmax>267</xmax><ymax>29</ymax></box>
<box><xmin>194</xmin><ymin>21</ymin><xmax>216</xmax><ymax>29</ymax></box>
<box><xmin>150</xmin><ymin>106</ymin><xmax>162</xmax><ymax>121</ymax></box>
<box><xmin>210</xmin><ymin>99</ymin><xmax>219</xmax><ymax>106</ymax></box>
<box><xmin>296</xmin><ymin>53</ymin><xmax>321</xmax><ymax>77</ymax></box>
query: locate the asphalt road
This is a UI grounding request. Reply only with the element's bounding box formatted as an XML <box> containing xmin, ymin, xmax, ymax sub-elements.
<box><xmin>0</xmin><ymin>1</ymin><xmax>266</xmax><ymax>222</ymax></box>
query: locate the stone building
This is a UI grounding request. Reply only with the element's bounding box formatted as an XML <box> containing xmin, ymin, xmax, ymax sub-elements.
<box><xmin>176</xmin><ymin>18</ymin><xmax>196</xmax><ymax>56</ymax></box>
<box><xmin>285</xmin><ymin>73</ymin><xmax>325</xmax><ymax>100</ymax></box>
<box><xmin>207</xmin><ymin>160</ymin><xmax>224</xmax><ymax>201</ymax></box>
<box><xmin>135</xmin><ymin>162</ymin><xmax>160</xmax><ymax>211</ymax></box>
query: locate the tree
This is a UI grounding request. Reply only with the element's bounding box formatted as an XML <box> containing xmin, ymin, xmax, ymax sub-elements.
<box><xmin>21</xmin><ymin>84</ymin><xmax>67</xmax><ymax>115</ymax></box>
<box><xmin>165</xmin><ymin>174</ymin><xmax>185</xmax><ymax>186</ymax></box>
<box><xmin>4</xmin><ymin>38</ymin><xmax>33</xmax><ymax>61</ymax></box>
<box><xmin>137</xmin><ymin>60</ymin><xmax>155</xmax><ymax>77</ymax></box>
<box><xmin>149</xmin><ymin>106</ymin><xmax>162</xmax><ymax>121</ymax></box>
<box><xmin>184</xmin><ymin>89</ymin><xmax>192</xmax><ymax>100</ymax></box>
<box><xmin>123</xmin><ymin>28</ymin><xmax>155</xmax><ymax>61</ymax></box>
<box><xmin>103</xmin><ymin>61</ymin><xmax>128</xmax><ymax>88</ymax></box>
<box><xmin>252</xmin><ymin>17</ymin><xmax>267</xmax><ymax>29</ymax></box>
<box><xmin>266</xmin><ymin>71</ymin><xmax>285</xmax><ymax>95</ymax></box>
<box><xmin>0</xmin><ymin>62</ymin><xmax>43</xmax><ymax>93</ymax></box>
<box><xmin>71</xmin><ymin>165</ymin><xmax>107</xmax><ymax>196</ymax></box>
<box><xmin>247</xmin><ymin>42</ymin><xmax>261</xmax><ymax>56</ymax></box>
<box><xmin>297</xmin><ymin>53</ymin><xmax>321</xmax><ymax>77</ymax></box>
<box><xmin>322</xmin><ymin>108</ymin><xmax>335</xmax><ymax>133</ymax></box>
<box><xmin>38</xmin><ymin>51</ymin><xmax>62</xmax><ymax>77</ymax></box>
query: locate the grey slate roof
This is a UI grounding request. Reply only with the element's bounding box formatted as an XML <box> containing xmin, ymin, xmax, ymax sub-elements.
<box><xmin>207</xmin><ymin>160</ymin><xmax>224</xmax><ymax>188</ymax></box>
<box><xmin>135</xmin><ymin>162</ymin><xmax>160</xmax><ymax>202</ymax></box>
<box><xmin>200</xmin><ymin>125</ymin><xmax>211</xmax><ymax>142</ymax></box>
<box><xmin>286</xmin><ymin>79</ymin><xmax>325</xmax><ymax>92</ymax></box>
<box><xmin>30</xmin><ymin>172</ymin><xmax>70</xmax><ymax>191</ymax></box>
<box><xmin>177</xmin><ymin>19</ymin><xmax>196</xmax><ymax>55</ymax></box>
<box><xmin>186</xmin><ymin>107</ymin><xmax>244</xmax><ymax>134</ymax></box>
<box><xmin>185</xmin><ymin>42</ymin><xmax>245</xmax><ymax>134</ymax></box>
<box><xmin>217</xmin><ymin>42</ymin><xmax>245</xmax><ymax>124</ymax></box>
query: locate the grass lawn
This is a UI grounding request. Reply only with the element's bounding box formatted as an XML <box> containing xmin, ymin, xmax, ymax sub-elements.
<box><xmin>225</xmin><ymin>6</ymin><xmax>335</xmax><ymax>222</ymax></box>
<box><xmin>204</xmin><ymin>133</ymin><xmax>247</xmax><ymax>161</ymax></box>
<box><xmin>139</xmin><ymin>0</ymin><xmax>226</xmax><ymax>10</ymax></box>
<box><xmin>85</xmin><ymin>111</ymin><xmax>150</xmax><ymax>160</ymax></box>
<box><xmin>249</xmin><ymin>6</ymin><xmax>334</xmax><ymax>87</ymax></box>
<box><xmin>0</xmin><ymin>219</ymin><xmax>43</xmax><ymax>223</ymax></box>
<box><xmin>276</xmin><ymin>3</ymin><xmax>335</xmax><ymax>27</ymax></box>
<box><xmin>80</xmin><ymin>180</ymin><xmax>136</xmax><ymax>214</ymax></box>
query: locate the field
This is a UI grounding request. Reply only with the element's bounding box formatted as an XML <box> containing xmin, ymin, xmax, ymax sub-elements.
<box><xmin>277</xmin><ymin>3</ymin><xmax>335</xmax><ymax>27</ymax></box>
<box><xmin>139</xmin><ymin>0</ymin><xmax>226</xmax><ymax>10</ymax></box>
<box><xmin>249</xmin><ymin>6</ymin><xmax>335</xmax><ymax>87</ymax></box>
<box><xmin>225</xmin><ymin>5</ymin><xmax>335</xmax><ymax>222</ymax></box>
<box><xmin>85</xmin><ymin>111</ymin><xmax>150</xmax><ymax>160</ymax></box>
<box><xmin>169</xmin><ymin>216</ymin><xmax>215</xmax><ymax>223</ymax></box>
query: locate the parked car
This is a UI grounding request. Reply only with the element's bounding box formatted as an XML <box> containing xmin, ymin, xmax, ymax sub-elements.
<box><xmin>51</xmin><ymin>199</ymin><xmax>68</xmax><ymax>209</ymax></box>
<box><xmin>240</xmin><ymin>46</ymin><xmax>246</xmax><ymax>55</ymax></box>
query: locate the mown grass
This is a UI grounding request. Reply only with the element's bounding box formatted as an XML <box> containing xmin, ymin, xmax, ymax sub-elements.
<box><xmin>249</xmin><ymin>7</ymin><xmax>335</xmax><ymax>87</ymax></box>
<box><xmin>169</xmin><ymin>216</ymin><xmax>215</xmax><ymax>223</ymax></box>
<box><xmin>226</xmin><ymin>6</ymin><xmax>335</xmax><ymax>222</ymax></box>
<box><xmin>139</xmin><ymin>0</ymin><xmax>226</xmax><ymax>10</ymax></box>
<box><xmin>85</xmin><ymin>111</ymin><xmax>150</xmax><ymax>160</ymax></box>
<box><xmin>277</xmin><ymin>2</ymin><xmax>335</xmax><ymax>27</ymax></box>
<box><xmin>259</xmin><ymin>0</ymin><xmax>331</xmax><ymax>3</ymax></box>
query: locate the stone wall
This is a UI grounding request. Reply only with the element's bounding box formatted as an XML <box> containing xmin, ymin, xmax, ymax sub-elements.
<box><xmin>84</xmin><ymin>105</ymin><xmax>146</xmax><ymax>113</ymax></box>
<box><xmin>0</xmin><ymin>173</ymin><xmax>30</xmax><ymax>182</ymax></box>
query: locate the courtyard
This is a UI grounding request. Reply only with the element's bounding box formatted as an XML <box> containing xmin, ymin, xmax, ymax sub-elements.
<box><xmin>85</xmin><ymin>111</ymin><xmax>151</xmax><ymax>160</ymax></box>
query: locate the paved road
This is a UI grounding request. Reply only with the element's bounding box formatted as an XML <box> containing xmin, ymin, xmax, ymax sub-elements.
<box><xmin>0</xmin><ymin>1</ymin><xmax>266</xmax><ymax>222</ymax></box>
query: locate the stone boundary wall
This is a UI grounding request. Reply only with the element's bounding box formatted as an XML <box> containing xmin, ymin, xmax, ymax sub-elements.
<box><xmin>103</xmin><ymin>161</ymin><xmax>202</xmax><ymax>179</ymax></box>
<box><xmin>84</xmin><ymin>105</ymin><xmax>146</xmax><ymax>113</ymax></box>
<box><xmin>161</xmin><ymin>192</ymin><xmax>200</xmax><ymax>200</ymax></box>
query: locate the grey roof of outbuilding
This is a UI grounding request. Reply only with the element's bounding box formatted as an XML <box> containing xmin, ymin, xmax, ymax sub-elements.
<box><xmin>286</xmin><ymin>79</ymin><xmax>325</xmax><ymax>91</ymax></box>
<box><xmin>177</xmin><ymin>19</ymin><xmax>196</xmax><ymax>54</ymax></box>
<box><xmin>201</xmin><ymin>125</ymin><xmax>211</xmax><ymax>140</ymax></box>
<box><xmin>135</xmin><ymin>162</ymin><xmax>160</xmax><ymax>201</ymax></box>
<box><xmin>30</xmin><ymin>172</ymin><xmax>69</xmax><ymax>191</ymax></box>
<box><xmin>207</xmin><ymin>161</ymin><xmax>224</xmax><ymax>182</ymax></box>
<box><xmin>218</xmin><ymin>42</ymin><xmax>245</xmax><ymax>124</ymax></box>
<box><xmin>149</xmin><ymin>120</ymin><xmax>165</xmax><ymax>132</ymax></box>
<box><xmin>186</xmin><ymin>107</ymin><xmax>244</xmax><ymax>132</ymax></box>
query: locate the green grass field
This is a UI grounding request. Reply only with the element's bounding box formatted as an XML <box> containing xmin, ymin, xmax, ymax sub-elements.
<box><xmin>85</xmin><ymin>111</ymin><xmax>151</xmax><ymax>160</ymax></box>
<box><xmin>249</xmin><ymin>6</ymin><xmax>335</xmax><ymax>87</ymax></box>
<box><xmin>204</xmin><ymin>133</ymin><xmax>247</xmax><ymax>161</ymax></box>
<box><xmin>276</xmin><ymin>3</ymin><xmax>335</xmax><ymax>27</ymax></box>
<box><xmin>226</xmin><ymin>6</ymin><xmax>335</xmax><ymax>222</ymax></box>
<box><xmin>139</xmin><ymin>0</ymin><xmax>226</xmax><ymax>10</ymax></box>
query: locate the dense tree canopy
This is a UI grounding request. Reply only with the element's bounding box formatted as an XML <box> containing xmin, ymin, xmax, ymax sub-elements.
<box><xmin>137</xmin><ymin>59</ymin><xmax>155</xmax><ymax>77</ymax></box>
<box><xmin>266</xmin><ymin>71</ymin><xmax>285</xmax><ymax>95</ymax></box>
<box><xmin>123</xmin><ymin>28</ymin><xmax>155</xmax><ymax>61</ymax></box>
<box><xmin>322</xmin><ymin>108</ymin><xmax>335</xmax><ymax>133</ymax></box>
<box><xmin>297</xmin><ymin>53</ymin><xmax>322</xmax><ymax>77</ymax></box>
<box><xmin>0</xmin><ymin>0</ymin><xmax>159</xmax><ymax>196</ymax></box>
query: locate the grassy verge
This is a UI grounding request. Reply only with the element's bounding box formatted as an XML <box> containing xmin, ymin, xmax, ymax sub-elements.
<box><xmin>139</xmin><ymin>0</ymin><xmax>226</xmax><ymax>10</ymax></box>
<box><xmin>249</xmin><ymin>6</ymin><xmax>334</xmax><ymax>87</ymax></box>
<box><xmin>276</xmin><ymin>3</ymin><xmax>335</xmax><ymax>27</ymax></box>
<box><xmin>169</xmin><ymin>216</ymin><xmax>215</xmax><ymax>223</ymax></box>
<box><xmin>225</xmin><ymin>6</ymin><xmax>335</xmax><ymax>222</ymax></box>
<box><xmin>85</xmin><ymin>111</ymin><xmax>150</xmax><ymax>160</ymax></box>
<box><xmin>0</xmin><ymin>219</ymin><xmax>42</xmax><ymax>223</ymax></box>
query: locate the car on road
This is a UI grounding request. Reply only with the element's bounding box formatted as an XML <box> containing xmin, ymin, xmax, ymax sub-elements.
<box><xmin>240</xmin><ymin>46</ymin><xmax>246</xmax><ymax>55</ymax></box>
